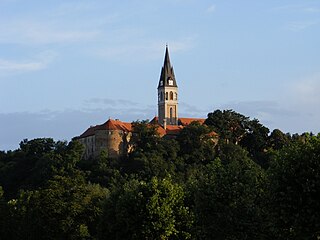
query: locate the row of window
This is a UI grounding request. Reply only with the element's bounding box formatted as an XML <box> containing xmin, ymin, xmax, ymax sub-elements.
<box><xmin>158</xmin><ymin>91</ymin><xmax>178</xmax><ymax>101</ymax></box>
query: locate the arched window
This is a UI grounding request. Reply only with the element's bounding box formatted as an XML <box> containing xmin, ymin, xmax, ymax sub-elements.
<box><xmin>175</xmin><ymin>92</ymin><xmax>178</xmax><ymax>100</ymax></box>
<box><xmin>170</xmin><ymin>91</ymin><xmax>173</xmax><ymax>100</ymax></box>
<box><xmin>170</xmin><ymin>107</ymin><xmax>173</xmax><ymax>123</ymax></box>
<box><xmin>165</xmin><ymin>92</ymin><xmax>168</xmax><ymax>100</ymax></box>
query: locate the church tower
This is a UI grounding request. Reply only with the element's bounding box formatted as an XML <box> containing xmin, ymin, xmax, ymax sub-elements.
<box><xmin>158</xmin><ymin>45</ymin><xmax>178</xmax><ymax>126</ymax></box>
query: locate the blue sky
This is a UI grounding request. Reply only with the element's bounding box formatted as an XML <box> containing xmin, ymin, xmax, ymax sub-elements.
<box><xmin>1</xmin><ymin>0</ymin><xmax>320</xmax><ymax>150</ymax></box>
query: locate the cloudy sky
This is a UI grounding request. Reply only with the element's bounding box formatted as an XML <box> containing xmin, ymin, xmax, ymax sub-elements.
<box><xmin>1</xmin><ymin>0</ymin><xmax>320</xmax><ymax>150</ymax></box>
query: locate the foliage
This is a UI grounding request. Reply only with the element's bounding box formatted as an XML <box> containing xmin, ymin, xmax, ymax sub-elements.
<box><xmin>1</xmin><ymin>109</ymin><xmax>319</xmax><ymax>239</ymax></box>
<box><xmin>205</xmin><ymin>110</ymin><xmax>271</xmax><ymax>166</ymax></box>
<box><xmin>177</xmin><ymin>121</ymin><xmax>217</xmax><ymax>164</ymax></box>
<box><xmin>240</xmin><ymin>119</ymin><xmax>269</xmax><ymax>158</ymax></box>
<box><xmin>0</xmin><ymin>186</ymin><xmax>8</xmax><ymax>238</ymax></box>
<box><xmin>267</xmin><ymin>135</ymin><xmax>320</xmax><ymax>239</ymax></box>
<box><xmin>205</xmin><ymin>109</ymin><xmax>250</xmax><ymax>144</ymax></box>
<box><xmin>130</xmin><ymin>120</ymin><xmax>161</xmax><ymax>153</ymax></box>
<box><xmin>125</xmin><ymin>121</ymin><xmax>180</xmax><ymax>180</ymax></box>
<box><xmin>267</xmin><ymin>129</ymin><xmax>290</xmax><ymax>150</ymax></box>
<box><xmin>79</xmin><ymin>150</ymin><xmax>125</xmax><ymax>189</ymax></box>
<box><xmin>0</xmin><ymin>138</ymin><xmax>84</xmax><ymax>198</ymax></box>
<box><xmin>193</xmin><ymin>143</ymin><xmax>267</xmax><ymax>239</ymax></box>
<box><xmin>5</xmin><ymin>175</ymin><xmax>108</xmax><ymax>240</ymax></box>
<box><xmin>98</xmin><ymin>177</ymin><xmax>193</xmax><ymax>240</ymax></box>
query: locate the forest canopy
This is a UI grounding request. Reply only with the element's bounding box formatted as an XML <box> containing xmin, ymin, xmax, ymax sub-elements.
<box><xmin>0</xmin><ymin>109</ymin><xmax>319</xmax><ymax>239</ymax></box>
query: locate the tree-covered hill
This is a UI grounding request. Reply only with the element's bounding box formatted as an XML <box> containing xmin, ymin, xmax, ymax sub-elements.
<box><xmin>0</xmin><ymin>110</ymin><xmax>319</xmax><ymax>239</ymax></box>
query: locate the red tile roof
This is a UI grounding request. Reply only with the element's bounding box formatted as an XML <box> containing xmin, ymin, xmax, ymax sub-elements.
<box><xmin>165</xmin><ymin>125</ymin><xmax>184</xmax><ymax>135</ymax></box>
<box><xmin>79</xmin><ymin>119</ymin><xmax>132</xmax><ymax>138</ymax></box>
<box><xmin>98</xmin><ymin>119</ymin><xmax>132</xmax><ymax>132</ymax></box>
<box><xmin>178</xmin><ymin>118</ymin><xmax>206</xmax><ymax>126</ymax></box>
<box><xmin>79</xmin><ymin>117</ymin><xmax>213</xmax><ymax>139</ymax></box>
<box><xmin>149</xmin><ymin>116</ymin><xmax>158</xmax><ymax>124</ymax></box>
<box><xmin>79</xmin><ymin>125</ymin><xmax>99</xmax><ymax>138</ymax></box>
<box><xmin>155</xmin><ymin>125</ymin><xmax>167</xmax><ymax>136</ymax></box>
<box><xmin>150</xmin><ymin>116</ymin><xmax>205</xmax><ymax>126</ymax></box>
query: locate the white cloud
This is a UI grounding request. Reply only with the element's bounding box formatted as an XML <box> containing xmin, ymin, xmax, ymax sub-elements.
<box><xmin>219</xmin><ymin>100</ymin><xmax>293</xmax><ymax>127</ymax></box>
<box><xmin>273</xmin><ymin>4</ymin><xmax>320</xmax><ymax>31</ymax></box>
<box><xmin>206</xmin><ymin>4</ymin><xmax>216</xmax><ymax>13</ymax></box>
<box><xmin>180</xmin><ymin>102</ymin><xmax>208</xmax><ymax>117</ymax></box>
<box><xmin>217</xmin><ymin>98</ymin><xmax>320</xmax><ymax>134</ymax></box>
<box><xmin>0</xmin><ymin>20</ymin><xmax>100</xmax><ymax>45</ymax></box>
<box><xmin>286</xmin><ymin>20</ymin><xmax>318</xmax><ymax>31</ymax></box>
<box><xmin>304</xmin><ymin>7</ymin><xmax>320</xmax><ymax>13</ymax></box>
<box><xmin>290</xmin><ymin>73</ymin><xmax>320</xmax><ymax>105</ymax></box>
<box><xmin>0</xmin><ymin>50</ymin><xmax>57</xmax><ymax>73</ymax></box>
<box><xmin>84</xmin><ymin>98</ymin><xmax>139</xmax><ymax>107</ymax></box>
<box><xmin>94</xmin><ymin>37</ymin><xmax>195</xmax><ymax>61</ymax></box>
<box><xmin>0</xmin><ymin>102</ymin><xmax>155</xmax><ymax>150</ymax></box>
<box><xmin>53</xmin><ymin>2</ymin><xmax>98</xmax><ymax>16</ymax></box>
<box><xmin>274</xmin><ymin>4</ymin><xmax>320</xmax><ymax>13</ymax></box>
<box><xmin>0</xmin><ymin>0</ymin><xmax>17</xmax><ymax>3</ymax></box>
<box><xmin>0</xmin><ymin>59</ymin><xmax>45</xmax><ymax>71</ymax></box>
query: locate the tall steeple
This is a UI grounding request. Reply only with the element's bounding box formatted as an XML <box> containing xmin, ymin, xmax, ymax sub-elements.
<box><xmin>157</xmin><ymin>45</ymin><xmax>178</xmax><ymax>126</ymax></box>
<box><xmin>158</xmin><ymin>45</ymin><xmax>178</xmax><ymax>88</ymax></box>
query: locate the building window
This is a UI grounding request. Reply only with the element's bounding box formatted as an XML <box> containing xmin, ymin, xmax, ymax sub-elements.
<box><xmin>160</xmin><ymin>92</ymin><xmax>163</xmax><ymax>101</ymax></box>
<box><xmin>170</xmin><ymin>107</ymin><xmax>173</xmax><ymax>123</ymax></box>
<box><xmin>165</xmin><ymin>92</ymin><xmax>168</xmax><ymax>100</ymax></box>
<box><xmin>175</xmin><ymin>92</ymin><xmax>178</xmax><ymax>100</ymax></box>
<box><xmin>170</xmin><ymin>91</ymin><xmax>173</xmax><ymax>100</ymax></box>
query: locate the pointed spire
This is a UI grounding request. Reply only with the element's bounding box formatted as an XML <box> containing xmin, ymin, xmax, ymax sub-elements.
<box><xmin>163</xmin><ymin>44</ymin><xmax>171</xmax><ymax>69</ymax></box>
<box><xmin>158</xmin><ymin>45</ymin><xmax>177</xmax><ymax>88</ymax></box>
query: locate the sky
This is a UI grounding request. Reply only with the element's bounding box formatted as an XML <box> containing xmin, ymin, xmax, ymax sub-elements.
<box><xmin>1</xmin><ymin>0</ymin><xmax>320</xmax><ymax>150</ymax></box>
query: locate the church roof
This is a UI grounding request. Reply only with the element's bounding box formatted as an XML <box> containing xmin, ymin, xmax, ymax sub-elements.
<box><xmin>78</xmin><ymin>117</ymin><xmax>217</xmax><ymax>139</ymax></box>
<box><xmin>80</xmin><ymin>117</ymin><xmax>207</xmax><ymax>138</ymax></box>
<box><xmin>79</xmin><ymin>119</ymin><xmax>132</xmax><ymax>138</ymax></box>
<box><xmin>79</xmin><ymin>125</ymin><xmax>99</xmax><ymax>138</ymax></box>
<box><xmin>165</xmin><ymin>125</ymin><xmax>184</xmax><ymax>135</ymax></box>
<box><xmin>158</xmin><ymin>45</ymin><xmax>177</xmax><ymax>88</ymax></box>
<box><xmin>149</xmin><ymin>116</ymin><xmax>159</xmax><ymax>124</ymax></box>
<box><xmin>98</xmin><ymin>119</ymin><xmax>132</xmax><ymax>132</ymax></box>
<box><xmin>178</xmin><ymin>118</ymin><xmax>206</xmax><ymax>126</ymax></box>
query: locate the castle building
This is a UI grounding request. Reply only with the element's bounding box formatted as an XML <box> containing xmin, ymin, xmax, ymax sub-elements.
<box><xmin>77</xmin><ymin>46</ymin><xmax>209</xmax><ymax>159</ymax></box>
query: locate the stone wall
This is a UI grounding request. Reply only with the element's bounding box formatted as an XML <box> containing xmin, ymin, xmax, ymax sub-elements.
<box><xmin>79</xmin><ymin>130</ymin><xmax>133</xmax><ymax>159</ymax></box>
<box><xmin>79</xmin><ymin>135</ymin><xmax>95</xmax><ymax>159</ymax></box>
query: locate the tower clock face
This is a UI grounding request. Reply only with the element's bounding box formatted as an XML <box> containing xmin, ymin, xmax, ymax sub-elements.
<box><xmin>168</xmin><ymin>80</ymin><xmax>173</xmax><ymax>86</ymax></box>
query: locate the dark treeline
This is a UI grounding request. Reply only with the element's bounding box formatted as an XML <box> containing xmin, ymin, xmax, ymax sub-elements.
<box><xmin>0</xmin><ymin>109</ymin><xmax>319</xmax><ymax>239</ymax></box>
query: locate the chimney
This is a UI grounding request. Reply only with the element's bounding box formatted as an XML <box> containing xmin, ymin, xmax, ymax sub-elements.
<box><xmin>163</xmin><ymin>119</ymin><xmax>167</xmax><ymax>130</ymax></box>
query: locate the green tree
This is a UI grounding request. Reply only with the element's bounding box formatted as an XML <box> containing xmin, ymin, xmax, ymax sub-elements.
<box><xmin>79</xmin><ymin>150</ymin><xmax>124</xmax><ymax>189</ymax></box>
<box><xmin>267</xmin><ymin>129</ymin><xmax>290</xmax><ymax>150</ymax></box>
<box><xmin>240</xmin><ymin>119</ymin><xmax>270</xmax><ymax>166</ymax></box>
<box><xmin>6</xmin><ymin>175</ymin><xmax>108</xmax><ymax>240</ymax></box>
<box><xmin>205</xmin><ymin>109</ymin><xmax>249</xmax><ymax>144</ymax></box>
<box><xmin>193</xmin><ymin>143</ymin><xmax>267</xmax><ymax>239</ymax></box>
<box><xmin>267</xmin><ymin>135</ymin><xmax>320</xmax><ymax>239</ymax></box>
<box><xmin>240</xmin><ymin>119</ymin><xmax>269</xmax><ymax>152</ymax></box>
<box><xmin>125</xmin><ymin>121</ymin><xmax>179</xmax><ymax>180</ymax></box>
<box><xmin>0</xmin><ymin>138</ymin><xmax>84</xmax><ymax>198</ymax></box>
<box><xmin>130</xmin><ymin>120</ymin><xmax>161</xmax><ymax>153</ymax></box>
<box><xmin>0</xmin><ymin>186</ymin><xmax>8</xmax><ymax>238</ymax></box>
<box><xmin>99</xmin><ymin>177</ymin><xmax>193</xmax><ymax>240</ymax></box>
<box><xmin>177</xmin><ymin>121</ymin><xmax>217</xmax><ymax>164</ymax></box>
